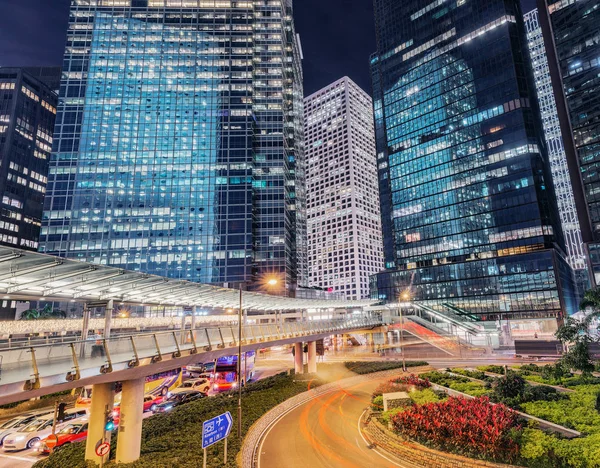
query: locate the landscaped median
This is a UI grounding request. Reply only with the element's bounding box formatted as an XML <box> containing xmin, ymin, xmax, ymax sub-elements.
<box><xmin>364</xmin><ymin>369</ymin><xmax>600</xmax><ymax>468</ymax></box>
<box><xmin>33</xmin><ymin>361</ymin><xmax>429</xmax><ymax>468</ymax></box>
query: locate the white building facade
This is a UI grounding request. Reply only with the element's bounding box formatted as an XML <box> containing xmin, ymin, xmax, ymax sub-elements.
<box><xmin>304</xmin><ymin>77</ymin><xmax>384</xmax><ymax>300</ymax></box>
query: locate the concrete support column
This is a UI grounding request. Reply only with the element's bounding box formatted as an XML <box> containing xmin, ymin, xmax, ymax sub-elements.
<box><xmin>116</xmin><ymin>378</ymin><xmax>145</xmax><ymax>464</ymax></box>
<box><xmin>80</xmin><ymin>305</ymin><xmax>91</xmax><ymax>359</ymax></box>
<box><xmin>384</xmin><ymin>331</ymin><xmax>390</xmax><ymax>346</ymax></box>
<box><xmin>180</xmin><ymin>311</ymin><xmax>187</xmax><ymax>344</ymax></box>
<box><xmin>307</xmin><ymin>341</ymin><xmax>317</xmax><ymax>374</ymax></box>
<box><xmin>333</xmin><ymin>334</ymin><xmax>338</xmax><ymax>352</ymax></box>
<box><xmin>294</xmin><ymin>342</ymin><xmax>303</xmax><ymax>374</ymax></box>
<box><xmin>104</xmin><ymin>299</ymin><xmax>114</xmax><ymax>339</ymax></box>
<box><xmin>370</xmin><ymin>333</ymin><xmax>375</xmax><ymax>353</ymax></box>
<box><xmin>85</xmin><ymin>383</ymin><xmax>115</xmax><ymax>465</ymax></box>
<box><xmin>191</xmin><ymin>305</ymin><xmax>197</xmax><ymax>330</ymax></box>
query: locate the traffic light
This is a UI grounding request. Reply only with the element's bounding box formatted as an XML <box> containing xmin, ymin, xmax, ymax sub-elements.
<box><xmin>57</xmin><ymin>402</ymin><xmax>67</xmax><ymax>422</ymax></box>
<box><xmin>104</xmin><ymin>406</ymin><xmax>115</xmax><ymax>431</ymax></box>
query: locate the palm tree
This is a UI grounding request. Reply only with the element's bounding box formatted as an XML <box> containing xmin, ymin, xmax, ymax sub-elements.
<box><xmin>19</xmin><ymin>309</ymin><xmax>40</xmax><ymax>320</ymax></box>
<box><xmin>19</xmin><ymin>304</ymin><xmax>67</xmax><ymax>320</ymax></box>
<box><xmin>580</xmin><ymin>287</ymin><xmax>600</xmax><ymax>323</ymax></box>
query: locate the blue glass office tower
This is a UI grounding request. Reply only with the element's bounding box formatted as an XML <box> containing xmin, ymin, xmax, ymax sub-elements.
<box><xmin>370</xmin><ymin>0</ymin><xmax>577</xmax><ymax>322</ymax></box>
<box><xmin>40</xmin><ymin>0</ymin><xmax>306</xmax><ymax>292</ymax></box>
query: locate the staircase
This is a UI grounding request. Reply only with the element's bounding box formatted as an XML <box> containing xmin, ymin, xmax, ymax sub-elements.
<box><xmin>388</xmin><ymin>321</ymin><xmax>459</xmax><ymax>356</ymax></box>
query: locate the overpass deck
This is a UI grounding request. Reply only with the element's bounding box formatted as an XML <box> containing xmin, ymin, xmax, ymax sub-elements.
<box><xmin>0</xmin><ymin>317</ymin><xmax>381</xmax><ymax>405</ymax></box>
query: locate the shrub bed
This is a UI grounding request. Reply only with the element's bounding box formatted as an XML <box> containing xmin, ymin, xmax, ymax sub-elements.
<box><xmin>421</xmin><ymin>371</ymin><xmax>491</xmax><ymax>397</ymax></box>
<box><xmin>391</xmin><ymin>396</ymin><xmax>522</xmax><ymax>464</ymax></box>
<box><xmin>427</xmin><ymin>368</ymin><xmax>600</xmax><ymax>467</ymax></box>
<box><xmin>344</xmin><ymin>360</ymin><xmax>428</xmax><ymax>375</ymax></box>
<box><xmin>34</xmin><ymin>373</ymin><xmax>323</xmax><ymax>468</ymax></box>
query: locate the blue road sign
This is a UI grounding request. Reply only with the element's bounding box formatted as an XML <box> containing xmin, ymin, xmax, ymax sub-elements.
<box><xmin>202</xmin><ymin>412</ymin><xmax>233</xmax><ymax>449</ymax></box>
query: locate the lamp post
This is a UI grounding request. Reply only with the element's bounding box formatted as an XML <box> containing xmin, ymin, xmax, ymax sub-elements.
<box><xmin>237</xmin><ymin>284</ymin><xmax>243</xmax><ymax>442</ymax></box>
<box><xmin>398</xmin><ymin>291</ymin><xmax>410</xmax><ymax>372</ymax></box>
<box><xmin>237</xmin><ymin>277</ymin><xmax>278</xmax><ymax>442</ymax></box>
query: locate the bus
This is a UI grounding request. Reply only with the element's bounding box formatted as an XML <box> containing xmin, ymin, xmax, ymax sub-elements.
<box><xmin>212</xmin><ymin>352</ymin><xmax>255</xmax><ymax>393</ymax></box>
<box><xmin>75</xmin><ymin>368</ymin><xmax>183</xmax><ymax>408</ymax></box>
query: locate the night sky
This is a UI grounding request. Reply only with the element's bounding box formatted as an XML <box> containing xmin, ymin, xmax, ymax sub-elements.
<box><xmin>0</xmin><ymin>0</ymin><xmax>537</xmax><ymax>97</ymax></box>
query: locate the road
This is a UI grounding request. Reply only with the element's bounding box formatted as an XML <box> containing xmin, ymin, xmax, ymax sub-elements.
<box><xmin>258</xmin><ymin>376</ymin><xmax>417</xmax><ymax>468</ymax></box>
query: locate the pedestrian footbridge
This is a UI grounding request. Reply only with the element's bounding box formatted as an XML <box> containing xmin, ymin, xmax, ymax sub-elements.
<box><xmin>0</xmin><ymin>317</ymin><xmax>381</xmax><ymax>406</ymax></box>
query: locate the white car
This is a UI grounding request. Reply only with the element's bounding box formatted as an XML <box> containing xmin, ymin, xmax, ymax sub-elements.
<box><xmin>171</xmin><ymin>378</ymin><xmax>211</xmax><ymax>394</ymax></box>
<box><xmin>0</xmin><ymin>414</ymin><xmax>41</xmax><ymax>446</ymax></box>
<box><xmin>3</xmin><ymin>408</ymin><xmax>88</xmax><ymax>451</ymax></box>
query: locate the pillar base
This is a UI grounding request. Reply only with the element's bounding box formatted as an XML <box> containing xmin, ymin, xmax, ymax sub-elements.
<box><xmin>85</xmin><ymin>383</ymin><xmax>115</xmax><ymax>465</ymax></box>
<box><xmin>115</xmin><ymin>378</ymin><xmax>145</xmax><ymax>464</ymax></box>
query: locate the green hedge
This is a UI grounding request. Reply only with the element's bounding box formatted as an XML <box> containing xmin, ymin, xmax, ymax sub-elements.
<box><xmin>344</xmin><ymin>360</ymin><xmax>428</xmax><ymax>375</ymax></box>
<box><xmin>34</xmin><ymin>373</ymin><xmax>322</xmax><ymax>468</ymax></box>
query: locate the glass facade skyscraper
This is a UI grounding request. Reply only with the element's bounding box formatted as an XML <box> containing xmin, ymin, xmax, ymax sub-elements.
<box><xmin>370</xmin><ymin>0</ymin><xmax>576</xmax><ymax>322</ymax></box>
<box><xmin>524</xmin><ymin>9</ymin><xmax>588</xmax><ymax>292</ymax></box>
<box><xmin>538</xmin><ymin>0</ymin><xmax>600</xmax><ymax>285</ymax></box>
<box><xmin>40</xmin><ymin>0</ymin><xmax>305</xmax><ymax>292</ymax></box>
<box><xmin>0</xmin><ymin>68</ymin><xmax>57</xmax><ymax>251</ymax></box>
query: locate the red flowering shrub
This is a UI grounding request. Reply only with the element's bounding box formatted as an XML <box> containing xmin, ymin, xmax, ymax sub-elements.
<box><xmin>391</xmin><ymin>374</ymin><xmax>431</xmax><ymax>390</ymax></box>
<box><xmin>372</xmin><ymin>382</ymin><xmax>399</xmax><ymax>399</ymax></box>
<box><xmin>391</xmin><ymin>396</ymin><xmax>522</xmax><ymax>463</ymax></box>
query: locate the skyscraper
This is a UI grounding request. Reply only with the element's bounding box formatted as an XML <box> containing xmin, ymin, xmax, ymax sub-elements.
<box><xmin>524</xmin><ymin>9</ymin><xmax>588</xmax><ymax>292</ymax></box>
<box><xmin>304</xmin><ymin>77</ymin><xmax>384</xmax><ymax>300</ymax></box>
<box><xmin>0</xmin><ymin>67</ymin><xmax>57</xmax><ymax>251</ymax></box>
<box><xmin>536</xmin><ymin>0</ymin><xmax>600</xmax><ymax>285</ymax></box>
<box><xmin>40</xmin><ymin>0</ymin><xmax>305</xmax><ymax>293</ymax></box>
<box><xmin>370</xmin><ymin>0</ymin><xmax>576</xmax><ymax>324</ymax></box>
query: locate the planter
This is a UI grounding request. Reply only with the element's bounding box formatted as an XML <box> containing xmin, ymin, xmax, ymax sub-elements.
<box><xmin>361</xmin><ymin>411</ymin><xmax>524</xmax><ymax>468</ymax></box>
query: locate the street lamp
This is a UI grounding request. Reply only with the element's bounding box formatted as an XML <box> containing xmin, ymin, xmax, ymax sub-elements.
<box><xmin>237</xmin><ymin>277</ymin><xmax>278</xmax><ymax>442</ymax></box>
<box><xmin>398</xmin><ymin>290</ymin><xmax>410</xmax><ymax>372</ymax></box>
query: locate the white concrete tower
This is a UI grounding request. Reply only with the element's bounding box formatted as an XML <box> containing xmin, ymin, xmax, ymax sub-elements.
<box><xmin>304</xmin><ymin>77</ymin><xmax>384</xmax><ymax>300</ymax></box>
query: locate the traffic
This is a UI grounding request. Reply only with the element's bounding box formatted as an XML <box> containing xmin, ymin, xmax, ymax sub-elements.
<box><xmin>0</xmin><ymin>351</ymin><xmax>260</xmax><ymax>465</ymax></box>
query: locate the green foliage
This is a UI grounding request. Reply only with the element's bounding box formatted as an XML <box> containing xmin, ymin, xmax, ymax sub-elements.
<box><xmin>34</xmin><ymin>373</ymin><xmax>321</xmax><ymax>468</ymax></box>
<box><xmin>520</xmin><ymin>384</ymin><xmax>600</xmax><ymax>434</ymax></box>
<box><xmin>409</xmin><ymin>388</ymin><xmax>445</xmax><ymax>405</ymax></box>
<box><xmin>448</xmin><ymin>367</ymin><xmax>490</xmax><ymax>381</ymax></box>
<box><xmin>596</xmin><ymin>391</ymin><xmax>600</xmax><ymax>414</ymax></box>
<box><xmin>520</xmin><ymin>428</ymin><xmax>600</xmax><ymax>468</ymax></box>
<box><xmin>493</xmin><ymin>371</ymin><xmax>526</xmax><ymax>400</ymax></box>
<box><xmin>561</xmin><ymin>341</ymin><xmax>596</xmax><ymax>378</ymax></box>
<box><xmin>380</xmin><ymin>407</ymin><xmax>406</xmax><ymax>426</ymax></box>
<box><xmin>539</xmin><ymin>362</ymin><xmax>570</xmax><ymax>383</ymax></box>
<box><xmin>518</xmin><ymin>364</ymin><xmax>541</xmax><ymax>373</ymax></box>
<box><xmin>371</xmin><ymin>395</ymin><xmax>384</xmax><ymax>411</ymax></box>
<box><xmin>420</xmin><ymin>371</ymin><xmax>490</xmax><ymax>397</ymax></box>
<box><xmin>477</xmin><ymin>365</ymin><xmax>506</xmax><ymax>375</ymax></box>
<box><xmin>343</xmin><ymin>360</ymin><xmax>428</xmax><ymax>375</ymax></box>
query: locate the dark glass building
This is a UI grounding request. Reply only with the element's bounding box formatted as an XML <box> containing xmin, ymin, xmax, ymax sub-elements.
<box><xmin>0</xmin><ymin>67</ymin><xmax>57</xmax><ymax>251</ymax></box>
<box><xmin>39</xmin><ymin>0</ymin><xmax>306</xmax><ymax>293</ymax></box>
<box><xmin>370</xmin><ymin>0</ymin><xmax>577</xmax><ymax>323</ymax></box>
<box><xmin>536</xmin><ymin>0</ymin><xmax>600</xmax><ymax>285</ymax></box>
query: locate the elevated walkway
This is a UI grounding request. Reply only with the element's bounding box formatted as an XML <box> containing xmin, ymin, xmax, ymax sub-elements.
<box><xmin>0</xmin><ymin>317</ymin><xmax>381</xmax><ymax>406</ymax></box>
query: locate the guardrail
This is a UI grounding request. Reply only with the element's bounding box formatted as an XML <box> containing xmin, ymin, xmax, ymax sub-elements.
<box><xmin>0</xmin><ymin>317</ymin><xmax>381</xmax><ymax>396</ymax></box>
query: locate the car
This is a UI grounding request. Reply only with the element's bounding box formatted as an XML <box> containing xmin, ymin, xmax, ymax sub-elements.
<box><xmin>0</xmin><ymin>414</ymin><xmax>40</xmax><ymax>446</ymax></box>
<box><xmin>112</xmin><ymin>394</ymin><xmax>163</xmax><ymax>418</ymax></box>
<box><xmin>2</xmin><ymin>408</ymin><xmax>88</xmax><ymax>451</ymax></box>
<box><xmin>152</xmin><ymin>390</ymin><xmax>206</xmax><ymax>413</ymax></box>
<box><xmin>186</xmin><ymin>364</ymin><xmax>209</xmax><ymax>378</ymax></box>
<box><xmin>171</xmin><ymin>378</ymin><xmax>211</xmax><ymax>394</ymax></box>
<box><xmin>37</xmin><ymin>421</ymin><xmax>88</xmax><ymax>454</ymax></box>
